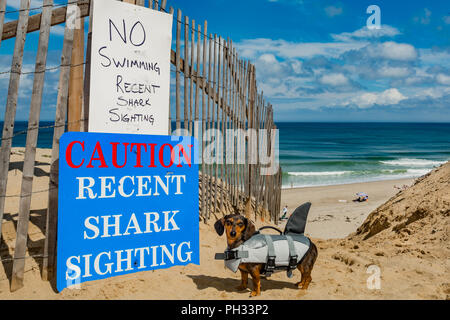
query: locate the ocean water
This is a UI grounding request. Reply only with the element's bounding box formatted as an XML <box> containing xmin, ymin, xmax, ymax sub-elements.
<box><xmin>2</xmin><ymin>121</ymin><xmax>450</xmax><ymax>188</ymax></box>
<box><xmin>1</xmin><ymin>121</ymin><xmax>55</xmax><ymax>148</ymax></box>
<box><xmin>277</xmin><ymin>122</ymin><xmax>450</xmax><ymax>188</ymax></box>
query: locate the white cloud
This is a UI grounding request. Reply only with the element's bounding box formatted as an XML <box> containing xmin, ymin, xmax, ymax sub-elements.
<box><xmin>236</xmin><ymin>38</ymin><xmax>366</xmax><ymax>60</ymax></box>
<box><xmin>324</xmin><ymin>6</ymin><xmax>343</xmax><ymax>17</ymax></box>
<box><xmin>290</xmin><ymin>60</ymin><xmax>303</xmax><ymax>74</ymax></box>
<box><xmin>436</xmin><ymin>73</ymin><xmax>450</xmax><ymax>86</ymax></box>
<box><xmin>319</xmin><ymin>73</ymin><xmax>349</xmax><ymax>86</ymax></box>
<box><xmin>6</xmin><ymin>0</ymin><xmax>42</xmax><ymax>10</ymax></box>
<box><xmin>419</xmin><ymin>49</ymin><xmax>450</xmax><ymax>68</ymax></box>
<box><xmin>258</xmin><ymin>53</ymin><xmax>278</xmax><ymax>64</ymax></box>
<box><xmin>254</xmin><ymin>53</ymin><xmax>309</xmax><ymax>80</ymax></box>
<box><xmin>378</xmin><ymin>66</ymin><xmax>411</xmax><ymax>78</ymax></box>
<box><xmin>255</xmin><ymin>54</ymin><xmax>285</xmax><ymax>76</ymax></box>
<box><xmin>51</xmin><ymin>25</ymin><xmax>66</xmax><ymax>36</ymax></box>
<box><xmin>411</xmin><ymin>86</ymin><xmax>450</xmax><ymax>99</ymax></box>
<box><xmin>331</xmin><ymin>25</ymin><xmax>401</xmax><ymax>42</ymax></box>
<box><xmin>352</xmin><ymin>88</ymin><xmax>406</xmax><ymax>108</ymax></box>
<box><xmin>367</xmin><ymin>41</ymin><xmax>417</xmax><ymax>61</ymax></box>
<box><xmin>232</xmin><ymin>26</ymin><xmax>444</xmax><ymax>115</ymax></box>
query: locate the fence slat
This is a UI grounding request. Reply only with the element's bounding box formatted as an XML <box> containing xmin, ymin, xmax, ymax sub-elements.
<box><xmin>194</xmin><ymin>24</ymin><xmax>201</xmax><ymax>141</ymax></box>
<box><xmin>10</xmin><ymin>0</ymin><xmax>54</xmax><ymax>293</ymax></box>
<box><xmin>206</xmin><ymin>34</ymin><xmax>213</xmax><ymax>220</ymax></box>
<box><xmin>183</xmin><ymin>16</ymin><xmax>189</xmax><ymax>132</ymax></box>
<box><xmin>189</xmin><ymin>20</ymin><xmax>195</xmax><ymax>135</ymax></box>
<box><xmin>231</xmin><ymin>47</ymin><xmax>238</xmax><ymax>207</ymax></box>
<box><xmin>0</xmin><ymin>0</ymin><xmax>6</xmax><ymax>48</ymax></box>
<box><xmin>237</xmin><ymin>60</ymin><xmax>243</xmax><ymax>200</ymax></box>
<box><xmin>42</xmin><ymin>3</ymin><xmax>77</xmax><ymax>282</ymax></box>
<box><xmin>227</xmin><ymin>41</ymin><xmax>233</xmax><ymax>205</ymax></box>
<box><xmin>175</xmin><ymin>9</ymin><xmax>181</xmax><ymax>131</ymax></box>
<box><xmin>219</xmin><ymin>39</ymin><xmax>227</xmax><ymax>211</ymax></box>
<box><xmin>160</xmin><ymin>0</ymin><xmax>167</xmax><ymax>11</ymax></box>
<box><xmin>68</xmin><ymin>15</ymin><xmax>84</xmax><ymax>132</ymax></box>
<box><xmin>168</xmin><ymin>6</ymin><xmax>174</xmax><ymax>133</ymax></box>
<box><xmin>200</xmin><ymin>21</ymin><xmax>207</xmax><ymax>220</ymax></box>
<box><xmin>247</xmin><ymin>64</ymin><xmax>253</xmax><ymax>209</ymax></box>
<box><xmin>241</xmin><ymin>61</ymin><xmax>248</xmax><ymax>198</ymax></box>
<box><xmin>0</xmin><ymin>0</ymin><xmax>31</xmax><ymax>240</ymax></box>
<box><xmin>212</xmin><ymin>35</ymin><xmax>218</xmax><ymax>213</ymax></box>
<box><xmin>214</xmin><ymin>36</ymin><xmax>221</xmax><ymax>213</ymax></box>
<box><xmin>82</xmin><ymin>0</ymin><xmax>94</xmax><ymax>132</ymax></box>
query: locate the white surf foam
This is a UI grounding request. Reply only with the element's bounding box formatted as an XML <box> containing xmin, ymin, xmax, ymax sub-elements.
<box><xmin>287</xmin><ymin>171</ymin><xmax>350</xmax><ymax>176</ymax></box>
<box><xmin>380</xmin><ymin>158</ymin><xmax>445</xmax><ymax>167</ymax></box>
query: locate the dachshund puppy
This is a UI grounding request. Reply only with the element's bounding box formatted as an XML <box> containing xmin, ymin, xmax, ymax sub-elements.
<box><xmin>215</xmin><ymin>214</ymin><xmax>318</xmax><ymax>297</ymax></box>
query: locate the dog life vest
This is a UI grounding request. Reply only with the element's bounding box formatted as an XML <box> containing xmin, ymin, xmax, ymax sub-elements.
<box><xmin>215</xmin><ymin>202</ymin><xmax>313</xmax><ymax>278</ymax></box>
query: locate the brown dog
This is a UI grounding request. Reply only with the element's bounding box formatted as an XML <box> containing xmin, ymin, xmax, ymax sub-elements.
<box><xmin>214</xmin><ymin>214</ymin><xmax>318</xmax><ymax>296</ymax></box>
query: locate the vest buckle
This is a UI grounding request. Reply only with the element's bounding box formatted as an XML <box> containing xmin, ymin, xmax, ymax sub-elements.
<box><xmin>265</xmin><ymin>256</ymin><xmax>276</xmax><ymax>276</ymax></box>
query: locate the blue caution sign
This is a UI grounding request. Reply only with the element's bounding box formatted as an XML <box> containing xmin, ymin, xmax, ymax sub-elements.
<box><xmin>57</xmin><ymin>132</ymin><xmax>199</xmax><ymax>291</ymax></box>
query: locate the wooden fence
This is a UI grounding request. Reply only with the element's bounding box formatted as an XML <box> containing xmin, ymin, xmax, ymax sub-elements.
<box><xmin>0</xmin><ymin>0</ymin><xmax>282</xmax><ymax>291</ymax></box>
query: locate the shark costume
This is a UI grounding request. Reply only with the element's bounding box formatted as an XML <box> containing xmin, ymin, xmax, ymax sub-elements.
<box><xmin>215</xmin><ymin>202</ymin><xmax>313</xmax><ymax>277</ymax></box>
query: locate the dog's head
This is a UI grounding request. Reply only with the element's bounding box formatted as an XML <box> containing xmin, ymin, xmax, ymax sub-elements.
<box><xmin>214</xmin><ymin>214</ymin><xmax>256</xmax><ymax>249</ymax></box>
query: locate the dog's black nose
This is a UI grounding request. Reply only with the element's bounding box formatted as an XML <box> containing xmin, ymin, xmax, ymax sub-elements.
<box><xmin>230</xmin><ymin>231</ymin><xmax>236</xmax><ymax>237</ymax></box>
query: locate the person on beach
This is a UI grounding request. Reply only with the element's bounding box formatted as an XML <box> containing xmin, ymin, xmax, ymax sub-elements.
<box><xmin>280</xmin><ymin>205</ymin><xmax>289</xmax><ymax>220</ymax></box>
<box><xmin>354</xmin><ymin>192</ymin><xmax>368</xmax><ymax>202</ymax></box>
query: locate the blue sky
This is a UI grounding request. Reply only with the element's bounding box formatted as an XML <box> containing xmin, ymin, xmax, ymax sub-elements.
<box><xmin>1</xmin><ymin>0</ymin><xmax>450</xmax><ymax>121</ymax></box>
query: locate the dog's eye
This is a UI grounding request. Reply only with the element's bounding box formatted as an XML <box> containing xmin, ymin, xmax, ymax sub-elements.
<box><xmin>226</xmin><ymin>221</ymin><xmax>232</xmax><ymax>226</ymax></box>
<box><xmin>238</xmin><ymin>223</ymin><xmax>244</xmax><ymax>227</ymax></box>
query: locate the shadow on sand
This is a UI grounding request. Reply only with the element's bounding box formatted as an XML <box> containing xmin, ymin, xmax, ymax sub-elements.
<box><xmin>187</xmin><ymin>274</ymin><xmax>299</xmax><ymax>294</ymax></box>
<box><xmin>0</xmin><ymin>210</ymin><xmax>58</xmax><ymax>293</ymax></box>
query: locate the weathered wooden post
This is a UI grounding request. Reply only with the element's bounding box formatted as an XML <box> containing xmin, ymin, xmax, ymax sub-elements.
<box><xmin>175</xmin><ymin>9</ymin><xmax>181</xmax><ymax>131</ymax></box>
<box><xmin>0</xmin><ymin>0</ymin><xmax>31</xmax><ymax>240</ymax></box>
<box><xmin>0</xmin><ymin>0</ymin><xmax>6</xmax><ymax>49</ymax></box>
<box><xmin>194</xmin><ymin>24</ymin><xmax>201</xmax><ymax>141</ymax></box>
<box><xmin>184</xmin><ymin>16</ymin><xmax>189</xmax><ymax>132</ymax></box>
<box><xmin>42</xmin><ymin>1</ymin><xmax>77</xmax><ymax>282</ymax></box>
<box><xmin>201</xmin><ymin>20</ymin><xmax>208</xmax><ymax>220</ymax></box>
<box><xmin>206</xmin><ymin>33</ymin><xmax>213</xmax><ymax>220</ymax></box>
<box><xmin>10</xmin><ymin>0</ymin><xmax>53</xmax><ymax>292</ymax></box>
<box><xmin>189</xmin><ymin>20</ymin><xmax>195</xmax><ymax>135</ymax></box>
<box><xmin>68</xmin><ymin>16</ymin><xmax>84</xmax><ymax>132</ymax></box>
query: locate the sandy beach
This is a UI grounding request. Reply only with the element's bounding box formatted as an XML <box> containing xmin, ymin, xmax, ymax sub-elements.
<box><xmin>0</xmin><ymin>148</ymin><xmax>448</xmax><ymax>300</ymax></box>
<box><xmin>280</xmin><ymin>179</ymin><xmax>414</xmax><ymax>239</ymax></box>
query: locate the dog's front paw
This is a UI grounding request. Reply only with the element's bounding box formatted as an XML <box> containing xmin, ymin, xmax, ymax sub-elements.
<box><xmin>250</xmin><ymin>290</ymin><xmax>260</xmax><ymax>297</ymax></box>
<box><xmin>296</xmin><ymin>280</ymin><xmax>311</xmax><ymax>290</ymax></box>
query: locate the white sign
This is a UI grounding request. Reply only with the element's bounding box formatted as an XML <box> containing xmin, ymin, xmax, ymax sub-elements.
<box><xmin>89</xmin><ymin>0</ymin><xmax>173</xmax><ymax>135</ymax></box>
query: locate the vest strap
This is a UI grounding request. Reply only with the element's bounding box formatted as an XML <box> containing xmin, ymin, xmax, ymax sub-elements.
<box><xmin>286</xmin><ymin>235</ymin><xmax>298</xmax><ymax>278</ymax></box>
<box><xmin>264</xmin><ymin>235</ymin><xmax>276</xmax><ymax>276</ymax></box>
<box><xmin>215</xmin><ymin>250</ymin><xmax>249</xmax><ymax>260</ymax></box>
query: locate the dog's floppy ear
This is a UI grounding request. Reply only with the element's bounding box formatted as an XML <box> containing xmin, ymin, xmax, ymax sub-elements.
<box><xmin>243</xmin><ymin>217</ymin><xmax>256</xmax><ymax>241</ymax></box>
<box><xmin>214</xmin><ymin>217</ymin><xmax>226</xmax><ymax>236</ymax></box>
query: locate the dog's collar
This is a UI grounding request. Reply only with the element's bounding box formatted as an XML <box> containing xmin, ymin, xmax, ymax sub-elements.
<box><xmin>229</xmin><ymin>230</ymin><xmax>255</xmax><ymax>249</ymax></box>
